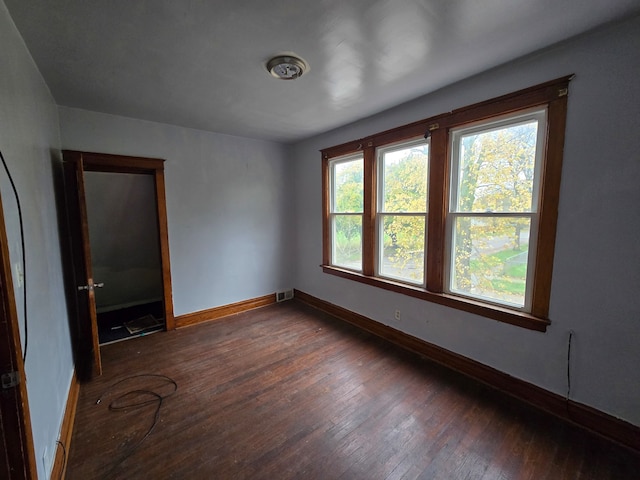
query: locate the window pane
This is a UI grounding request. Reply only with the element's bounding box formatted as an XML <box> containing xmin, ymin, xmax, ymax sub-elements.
<box><xmin>450</xmin><ymin>216</ymin><xmax>531</xmax><ymax>307</ymax></box>
<box><xmin>379</xmin><ymin>214</ymin><xmax>425</xmax><ymax>284</ymax></box>
<box><xmin>381</xmin><ymin>144</ymin><xmax>428</xmax><ymax>213</ymax></box>
<box><xmin>332</xmin><ymin>215</ymin><xmax>362</xmax><ymax>270</ymax></box>
<box><xmin>333</xmin><ymin>158</ymin><xmax>363</xmax><ymax>213</ymax></box>
<box><xmin>455</xmin><ymin>120</ymin><xmax>538</xmax><ymax>213</ymax></box>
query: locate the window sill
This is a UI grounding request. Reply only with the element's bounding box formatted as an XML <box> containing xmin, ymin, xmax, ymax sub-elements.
<box><xmin>322</xmin><ymin>265</ymin><xmax>549</xmax><ymax>332</ymax></box>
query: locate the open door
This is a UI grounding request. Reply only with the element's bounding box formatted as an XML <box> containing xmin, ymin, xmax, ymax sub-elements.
<box><xmin>63</xmin><ymin>153</ymin><xmax>102</xmax><ymax>379</ymax></box>
<box><xmin>62</xmin><ymin>150</ymin><xmax>174</xmax><ymax>381</ymax></box>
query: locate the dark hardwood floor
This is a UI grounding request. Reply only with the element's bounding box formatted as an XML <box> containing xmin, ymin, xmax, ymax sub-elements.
<box><xmin>65</xmin><ymin>300</ymin><xmax>640</xmax><ymax>479</ymax></box>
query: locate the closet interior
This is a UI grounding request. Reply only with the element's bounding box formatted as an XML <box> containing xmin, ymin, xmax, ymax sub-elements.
<box><xmin>84</xmin><ymin>171</ymin><xmax>164</xmax><ymax>345</ymax></box>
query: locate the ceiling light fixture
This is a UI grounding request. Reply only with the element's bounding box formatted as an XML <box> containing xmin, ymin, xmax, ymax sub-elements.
<box><xmin>266</xmin><ymin>55</ymin><xmax>308</xmax><ymax>80</ymax></box>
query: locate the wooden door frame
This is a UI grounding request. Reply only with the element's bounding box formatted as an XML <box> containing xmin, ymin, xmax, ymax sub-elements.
<box><xmin>0</xmin><ymin>186</ymin><xmax>37</xmax><ymax>478</ymax></box>
<box><xmin>62</xmin><ymin>151</ymin><xmax>175</xmax><ymax>359</ymax></box>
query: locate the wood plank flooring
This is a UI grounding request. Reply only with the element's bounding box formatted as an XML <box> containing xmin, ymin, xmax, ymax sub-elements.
<box><xmin>65</xmin><ymin>300</ymin><xmax>640</xmax><ymax>479</ymax></box>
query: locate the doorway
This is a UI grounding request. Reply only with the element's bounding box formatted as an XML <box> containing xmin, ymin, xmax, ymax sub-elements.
<box><xmin>62</xmin><ymin>151</ymin><xmax>174</xmax><ymax>380</ymax></box>
<box><xmin>85</xmin><ymin>171</ymin><xmax>165</xmax><ymax>345</ymax></box>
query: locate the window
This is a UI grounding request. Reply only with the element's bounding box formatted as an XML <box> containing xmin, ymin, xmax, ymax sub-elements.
<box><xmin>447</xmin><ymin>110</ymin><xmax>545</xmax><ymax>311</ymax></box>
<box><xmin>329</xmin><ymin>154</ymin><xmax>364</xmax><ymax>270</ymax></box>
<box><xmin>322</xmin><ymin>77</ymin><xmax>571</xmax><ymax>331</ymax></box>
<box><xmin>377</xmin><ymin>139</ymin><xmax>429</xmax><ymax>285</ymax></box>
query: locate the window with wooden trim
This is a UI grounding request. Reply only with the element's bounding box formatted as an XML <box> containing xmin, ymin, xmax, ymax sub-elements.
<box><xmin>329</xmin><ymin>154</ymin><xmax>364</xmax><ymax>270</ymax></box>
<box><xmin>376</xmin><ymin>139</ymin><xmax>429</xmax><ymax>285</ymax></box>
<box><xmin>321</xmin><ymin>76</ymin><xmax>571</xmax><ymax>331</ymax></box>
<box><xmin>447</xmin><ymin>109</ymin><xmax>545</xmax><ymax>311</ymax></box>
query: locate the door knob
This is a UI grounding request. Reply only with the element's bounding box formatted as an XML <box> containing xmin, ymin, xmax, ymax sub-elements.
<box><xmin>77</xmin><ymin>282</ymin><xmax>104</xmax><ymax>291</ymax></box>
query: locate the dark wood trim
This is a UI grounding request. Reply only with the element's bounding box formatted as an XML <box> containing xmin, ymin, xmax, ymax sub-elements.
<box><xmin>62</xmin><ymin>150</ymin><xmax>175</xmax><ymax>379</ymax></box>
<box><xmin>531</xmin><ymin>96</ymin><xmax>568</xmax><ymax>318</ymax></box>
<box><xmin>426</xmin><ymin>128</ymin><xmax>448</xmax><ymax>293</ymax></box>
<box><xmin>63</xmin><ymin>150</ymin><xmax>165</xmax><ymax>174</ymax></box>
<box><xmin>76</xmin><ymin>157</ymin><xmax>103</xmax><ymax>376</ymax></box>
<box><xmin>175</xmin><ymin>294</ymin><xmax>277</xmax><ymax>328</ymax></box>
<box><xmin>321</xmin><ymin>76</ymin><xmax>573</xmax><ymax>328</ymax></box>
<box><xmin>320</xmin><ymin>76</ymin><xmax>573</xmax><ymax>158</ymax></box>
<box><xmin>322</xmin><ymin>265</ymin><xmax>549</xmax><ymax>331</ymax></box>
<box><xmin>154</xmin><ymin>169</ymin><xmax>175</xmax><ymax>330</ymax></box>
<box><xmin>440</xmin><ymin>78</ymin><xmax>571</xmax><ymax>131</ymax></box>
<box><xmin>294</xmin><ymin>290</ymin><xmax>640</xmax><ymax>454</ymax></box>
<box><xmin>321</xmin><ymin>156</ymin><xmax>330</xmax><ymax>266</ymax></box>
<box><xmin>362</xmin><ymin>146</ymin><xmax>376</xmax><ymax>276</ymax></box>
<box><xmin>51</xmin><ymin>372</ymin><xmax>80</xmax><ymax>480</ymax></box>
<box><xmin>320</xmin><ymin>141</ymin><xmax>363</xmax><ymax>161</ymax></box>
<box><xmin>62</xmin><ymin>155</ymin><xmax>102</xmax><ymax>379</ymax></box>
<box><xmin>0</xmin><ymin>180</ymin><xmax>37</xmax><ymax>479</ymax></box>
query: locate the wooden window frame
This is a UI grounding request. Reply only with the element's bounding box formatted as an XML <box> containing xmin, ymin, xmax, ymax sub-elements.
<box><xmin>375</xmin><ymin>138</ymin><xmax>430</xmax><ymax>285</ymax></box>
<box><xmin>321</xmin><ymin>76</ymin><xmax>572</xmax><ymax>332</ymax></box>
<box><xmin>328</xmin><ymin>153</ymin><xmax>365</xmax><ymax>272</ymax></box>
<box><xmin>446</xmin><ymin>108</ymin><xmax>547</xmax><ymax>312</ymax></box>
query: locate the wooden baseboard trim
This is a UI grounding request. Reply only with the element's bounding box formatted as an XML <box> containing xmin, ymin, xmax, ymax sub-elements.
<box><xmin>294</xmin><ymin>289</ymin><xmax>640</xmax><ymax>453</ymax></box>
<box><xmin>51</xmin><ymin>371</ymin><xmax>80</xmax><ymax>480</ymax></box>
<box><xmin>175</xmin><ymin>294</ymin><xmax>276</xmax><ymax>328</ymax></box>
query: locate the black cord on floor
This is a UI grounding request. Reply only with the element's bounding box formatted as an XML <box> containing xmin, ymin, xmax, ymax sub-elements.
<box><xmin>566</xmin><ymin>330</ymin><xmax>574</xmax><ymax>414</ymax></box>
<box><xmin>0</xmin><ymin>149</ymin><xmax>28</xmax><ymax>362</ymax></box>
<box><xmin>95</xmin><ymin>374</ymin><xmax>177</xmax><ymax>478</ymax></box>
<box><xmin>55</xmin><ymin>440</ymin><xmax>67</xmax><ymax>480</ymax></box>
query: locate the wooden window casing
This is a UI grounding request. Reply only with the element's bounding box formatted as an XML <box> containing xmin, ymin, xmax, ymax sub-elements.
<box><xmin>321</xmin><ymin>76</ymin><xmax>572</xmax><ymax>332</ymax></box>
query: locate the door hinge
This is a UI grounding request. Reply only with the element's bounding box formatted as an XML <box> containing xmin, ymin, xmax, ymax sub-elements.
<box><xmin>1</xmin><ymin>371</ymin><xmax>20</xmax><ymax>389</ymax></box>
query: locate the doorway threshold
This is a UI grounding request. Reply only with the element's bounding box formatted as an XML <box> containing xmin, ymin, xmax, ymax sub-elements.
<box><xmin>99</xmin><ymin>327</ymin><xmax>162</xmax><ymax>346</ymax></box>
<box><xmin>97</xmin><ymin>301</ymin><xmax>164</xmax><ymax>345</ymax></box>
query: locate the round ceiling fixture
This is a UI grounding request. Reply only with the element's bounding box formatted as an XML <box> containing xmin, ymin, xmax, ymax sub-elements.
<box><xmin>266</xmin><ymin>55</ymin><xmax>308</xmax><ymax>80</ymax></box>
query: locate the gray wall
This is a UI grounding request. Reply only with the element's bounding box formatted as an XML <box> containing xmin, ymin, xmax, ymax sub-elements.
<box><xmin>291</xmin><ymin>16</ymin><xmax>640</xmax><ymax>427</ymax></box>
<box><xmin>0</xmin><ymin>2</ymin><xmax>73</xmax><ymax>477</ymax></box>
<box><xmin>58</xmin><ymin>109</ymin><xmax>295</xmax><ymax>316</ymax></box>
<box><xmin>84</xmin><ymin>172</ymin><xmax>162</xmax><ymax>312</ymax></box>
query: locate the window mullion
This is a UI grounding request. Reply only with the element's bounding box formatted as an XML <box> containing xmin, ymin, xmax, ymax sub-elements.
<box><xmin>426</xmin><ymin>128</ymin><xmax>448</xmax><ymax>293</ymax></box>
<box><xmin>362</xmin><ymin>145</ymin><xmax>376</xmax><ymax>276</ymax></box>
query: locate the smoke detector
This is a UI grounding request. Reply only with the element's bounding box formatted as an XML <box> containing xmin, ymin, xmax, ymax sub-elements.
<box><xmin>266</xmin><ymin>55</ymin><xmax>308</xmax><ymax>80</ymax></box>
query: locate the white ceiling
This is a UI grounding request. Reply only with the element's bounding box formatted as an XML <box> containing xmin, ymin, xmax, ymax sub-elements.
<box><xmin>6</xmin><ymin>0</ymin><xmax>640</xmax><ymax>143</ymax></box>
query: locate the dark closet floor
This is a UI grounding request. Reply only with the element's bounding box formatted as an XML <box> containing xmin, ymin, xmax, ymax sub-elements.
<box><xmin>97</xmin><ymin>301</ymin><xmax>164</xmax><ymax>345</ymax></box>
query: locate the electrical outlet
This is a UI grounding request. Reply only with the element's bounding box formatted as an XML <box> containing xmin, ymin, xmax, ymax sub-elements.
<box><xmin>394</xmin><ymin>310</ymin><xmax>401</xmax><ymax>321</ymax></box>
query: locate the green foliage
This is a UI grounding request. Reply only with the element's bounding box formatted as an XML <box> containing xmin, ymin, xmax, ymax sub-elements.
<box><xmin>329</xmin><ymin>125</ymin><xmax>538</xmax><ymax>303</ymax></box>
<box><xmin>458</xmin><ymin>124</ymin><xmax>537</xmax><ymax>213</ymax></box>
<box><xmin>453</xmin><ymin>120</ymin><xmax>539</xmax><ymax>304</ymax></box>
<box><xmin>334</xmin><ymin>159</ymin><xmax>363</xmax><ymax>213</ymax></box>
<box><xmin>332</xmin><ymin>159</ymin><xmax>364</xmax><ymax>268</ymax></box>
<box><xmin>382</xmin><ymin>147</ymin><xmax>428</xmax><ymax>213</ymax></box>
<box><xmin>490</xmin><ymin>278</ymin><xmax>526</xmax><ymax>295</ymax></box>
<box><xmin>379</xmin><ymin>145</ymin><xmax>428</xmax><ymax>281</ymax></box>
<box><xmin>333</xmin><ymin>215</ymin><xmax>362</xmax><ymax>267</ymax></box>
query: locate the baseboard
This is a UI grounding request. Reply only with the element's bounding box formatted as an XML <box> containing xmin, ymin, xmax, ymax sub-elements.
<box><xmin>51</xmin><ymin>371</ymin><xmax>80</xmax><ymax>480</ymax></box>
<box><xmin>294</xmin><ymin>289</ymin><xmax>640</xmax><ymax>453</ymax></box>
<box><xmin>174</xmin><ymin>293</ymin><xmax>276</xmax><ymax>328</ymax></box>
